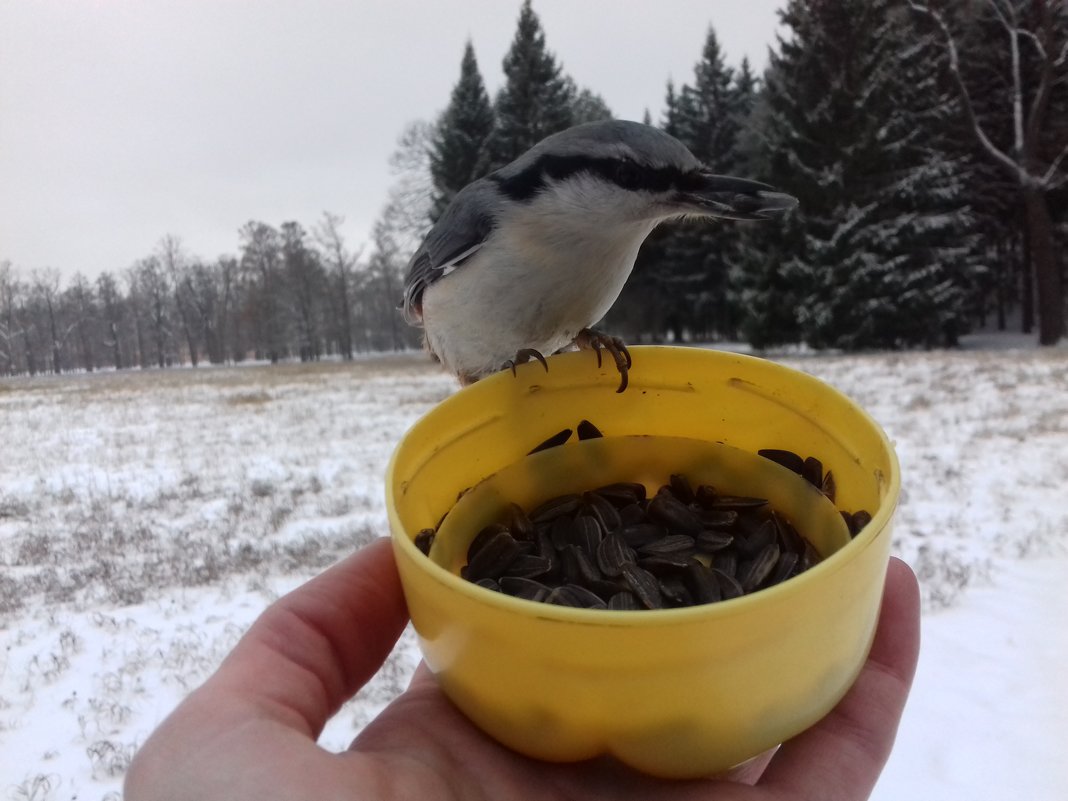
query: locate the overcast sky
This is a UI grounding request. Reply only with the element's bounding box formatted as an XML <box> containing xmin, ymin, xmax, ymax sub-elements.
<box><xmin>0</xmin><ymin>0</ymin><xmax>784</xmax><ymax>279</ymax></box>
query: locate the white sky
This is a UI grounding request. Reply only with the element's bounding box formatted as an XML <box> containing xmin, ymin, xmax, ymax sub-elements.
<box><xmin>0</xmin><ymin>0</ymin><xmax>784</xmax><ymax>279</ymax></box>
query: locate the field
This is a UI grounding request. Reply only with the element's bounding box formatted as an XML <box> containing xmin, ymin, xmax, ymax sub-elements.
<box><xmin>1</xmin><ymin>344</ymin><xmax>1066</xmax><ymax>799</ymax></box>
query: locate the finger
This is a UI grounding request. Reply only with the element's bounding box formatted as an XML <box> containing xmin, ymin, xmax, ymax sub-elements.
<box><xmin>212</xmin><ymin>536</ymin><xmax>410</xmax><ymax>737</ymax></box>
<box><xmin>760</xmin><ymin>557</ymin><xmax>920</xmax><ymax>800</ymax></box>
<box><xmin>407</xmin><ymin>660</ymin><xmax>435</xmax><ymax>689</ymax></box>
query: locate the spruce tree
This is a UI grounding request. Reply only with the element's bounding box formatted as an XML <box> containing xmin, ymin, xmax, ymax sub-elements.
<box><xmin>570</xmin><ymin>85</ymin><xmax>613</xmax><ymax>125</ymax></box>
<box><xmin>429</xmin><ymin>41</ymin><xmax>495</xmax><ymax>221</ymax></box>
<box><xmin>483</xmin><ymin>0</ymin><xmax>575</xmax><ymax>170</ymax></box>
<box><xmin>741</xmin><ymin>0</ymin><xmax>977</xmax><ymax>349</ymax></box>
<box><xmin>664</xmin><ymin>26</ymin><xmax>745</xmax><ymax>340</ymax></box>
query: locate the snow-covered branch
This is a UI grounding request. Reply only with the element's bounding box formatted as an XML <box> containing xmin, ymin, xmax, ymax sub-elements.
<box><xmin>1043</xmin><ymin>140</ymin><xmax>1068</xmax><ymax>187</ymax></box>
<box><xmin>907</xmin><ymin>2</ymin><xmax>1026</xmax><ymax>182</ymax></box>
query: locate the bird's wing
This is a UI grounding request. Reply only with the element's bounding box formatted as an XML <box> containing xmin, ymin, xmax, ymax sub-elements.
<box><xmin>402</xmin><ymin>181</ymin><xmax>497</xmax><ymax>325</ymax></box>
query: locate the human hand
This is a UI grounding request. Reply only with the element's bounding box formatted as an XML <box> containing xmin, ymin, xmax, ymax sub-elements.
<box><xmin>125</xmin><ymin>538</ymin><xmax>920</xmax><ymax>801</ymax></box>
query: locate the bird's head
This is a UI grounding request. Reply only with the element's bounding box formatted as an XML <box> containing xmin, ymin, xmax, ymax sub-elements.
<box><xmin>490</xmin><ymin>119</ymin><xmax>798</xmax><ymax>224</ymax></box>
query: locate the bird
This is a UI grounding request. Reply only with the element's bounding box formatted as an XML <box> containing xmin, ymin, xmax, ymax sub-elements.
<box><xmin>402</xmin><ymin>119</ymin><xmax>797</xmax><ymax>392</ymax></box>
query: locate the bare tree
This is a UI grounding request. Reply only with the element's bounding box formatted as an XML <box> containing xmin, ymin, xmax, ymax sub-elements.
<box><xmin>184</xmin><ymin>257</ymin><xmax>235</xmax><ymax>365</ymax></box>
<box><xmin>360</xmin><ymin>121</ymin><xmax>435</xmax><ymax>351</ymax></box>
<box><xmin>239</xmin><ymin>221</ymin><xmax>285</xmax><ymax>363</ymax></box>
<box><xmin>0</xmin><ymin>261</ymin><xmax>16</xmax><ymax>375</ymax></box>
<box><xmin>910</xmin><ymin>0</ymin><xmax>1068</xmax><ymax>344</ymax></box>
<box><xmin>31</xmin><ymin>269</ymin><xmax>64</xmax><ymax>374</ymax></box>
<box><xmin>314</xmin><ymin>212</ymin><xmax>363</xmax><ymax>359</ymax></box>
<box><xmin>131</xmin><ymin>257</ymin><xmax>171</xmax><ymax>368</ymax></box>
<box><xmin>156</xmin><ymin>234</ymin><xmax>201</xmax><ymax>366</ymax></box>
<box><xmin>97</xmin><ymin>271</ymin><xmax>125</xmax><ymax>369</ymax></box>
<box><xmin>65</xmin><ymin>272</ymin><xmax>98</xmax><ymax>372</ymax></box>
<box><xmin>280</xmin><ymin>222</ymin><xmax>325</xmax><ymax>361</ymax></box>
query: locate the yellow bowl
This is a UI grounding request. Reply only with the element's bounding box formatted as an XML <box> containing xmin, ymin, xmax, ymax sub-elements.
<box><xmin>386</xmin><ymin>346</ymin><xmax>899</xmax><ymax>778</ymax></box>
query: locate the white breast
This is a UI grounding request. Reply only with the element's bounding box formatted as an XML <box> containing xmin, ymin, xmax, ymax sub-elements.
<box><xmin>422</xmin><ymin>179</ymin><xmax>658</xmax><ymax>381</ymax></box>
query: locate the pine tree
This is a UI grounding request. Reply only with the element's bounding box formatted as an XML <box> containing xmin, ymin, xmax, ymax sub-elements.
<box><xmin>570</xmin><ymin>85</ymin><xmax>613</xmax><ymax>125</ymax></box>
<box><xmin>429</xmin><ymin>41</ymin><xmax>495</xmax><ymax>221</ymax></box>
<box><xmin>741</xmin><ymin>0</ymin><xmax>978</xmax><ymax>350</ymax></box>
<box><xmin>483</xmin><ymin>0</ymin><xmax>575</xmax><ymax>170</ymax></box>
<box><xmin>663</xmin><ymin>26</ymin><xmax>745</xmax><ymax>340</ymax></box>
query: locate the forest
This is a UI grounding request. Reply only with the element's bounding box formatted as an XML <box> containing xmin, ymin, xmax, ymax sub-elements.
<box><xmin>1</xmin><ymin>0</ymin><xmax>1065</xmax><ymax>376</ymax></box>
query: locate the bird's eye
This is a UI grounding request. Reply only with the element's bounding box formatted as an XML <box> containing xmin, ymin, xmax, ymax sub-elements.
<box><xmin>614</xmin><ymin>160</ymin><xmax>642</xmax><ymax>190</ymax></box>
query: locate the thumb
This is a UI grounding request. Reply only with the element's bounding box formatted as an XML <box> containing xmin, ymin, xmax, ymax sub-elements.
<box><xmin>209</xmin><ymin>536</ymin><xmax>410</xmax><ymax>737</ymax></box>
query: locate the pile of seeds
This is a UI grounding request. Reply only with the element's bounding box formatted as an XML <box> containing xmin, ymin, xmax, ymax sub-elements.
<box><xmin>446</xmin><ymin>473</ymin><xmax>824</xmax><ymax>610</ymax></box>
<box><xmin>411</xmin><ymin>444</ymin><xmax>874</xmax><ymax>610</ymax></box>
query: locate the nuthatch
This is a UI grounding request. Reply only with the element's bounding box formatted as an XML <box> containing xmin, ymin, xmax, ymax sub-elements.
<box><xmin>403</xmin><ymin>119</ymin><xmax>796</xmax><ymax>391</ymax></box>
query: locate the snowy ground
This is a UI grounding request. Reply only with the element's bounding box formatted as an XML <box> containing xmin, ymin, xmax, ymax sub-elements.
<box><xmin>1</xmin><ymin>343</ymin><xmax>1065</xmax><ymax>800</ymax></box>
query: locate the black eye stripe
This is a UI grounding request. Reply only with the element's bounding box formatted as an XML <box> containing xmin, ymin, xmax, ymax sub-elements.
<box><xmin>492</xmin><ymin>155</ymin><xmax>693</xmax><ymax>202</ymax></box>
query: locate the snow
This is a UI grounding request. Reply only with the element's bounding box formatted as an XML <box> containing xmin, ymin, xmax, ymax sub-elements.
<box><xmin>1</xmin><ymin>343</ymin><xmax>1066</xmax><ymax>799</ymax></box>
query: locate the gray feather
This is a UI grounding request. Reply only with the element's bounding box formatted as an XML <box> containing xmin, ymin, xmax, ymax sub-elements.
<box><xmin>402</xmin><ymin>180</ymin><xmax>498</xmax><ymax>324</ymax></box>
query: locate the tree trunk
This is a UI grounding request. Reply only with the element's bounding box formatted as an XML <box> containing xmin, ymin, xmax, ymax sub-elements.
<box><xmin>46</xmin><ymin>297</ymin><xmax>61</xmax><ymax>374</ymax></box>
<box><xmin>1024</xmin><ymin>187</ymin><xmax>1064</xmax><ymax>345</ymax></box>
<box><xmin>1020</xmin><ymin>219</ymin><xmax>1034</xmax><ymax>334</ymax></box>
<box><xmin>109</xmin><ymin>320</ymin><xmax>123</xmax><ymax>369</ymax></box>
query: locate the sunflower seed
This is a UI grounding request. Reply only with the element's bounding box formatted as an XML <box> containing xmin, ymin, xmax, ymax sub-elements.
<box><xmin>583</xmin><ymin>491</ymin><xmax>622</xmax><ymax>532</ymax></box>
<box><xmin>466</xmin><ymin>530</ymin><xmax>522</xmax><ymax>582</ymax></box>
<box><xmin>714</xmin><ymin>551</ymin><xmax>738</xmax><ymax>578</ymax></box>
<box><xmin>758</xmin><ymin>448</ymin><xmax>804</xmax><ymax>474</ymax></box>
<box><xmin>851</xmin><ymin>510</ymin><xmax>872</xmax><ymax>535</ymax></box>
<box><xmin>735</xmin><ymin>519</ymin><xmax>777</xmax><ymax>559</ymax></box>
<box><xmin>638</xmin><ymin>554</ymin><xmax>693</xmax><ymax>575</ymax></box>
<box><xmin>638</xmin><ymin>534</ymin><xmax>696</xmax><ymax>558</ymax></box>
<box><xmin>528</xmin><ymin>428</ymin><xmax>572</xmax><ymax>454</ymax></box>
<box><xmin>467</xmin><ymin>523</ymin><xmax>510</xmax><ymax>562</ymax></box>
<box><xmin>500</xmin><ymin>576</ymin><xmax>551</xmax><ymax>601</ymax></box>
<box><xmin>531</xmin><ymin>493</ymin><xmax>583</xmax><ymax>524</ymax></box>
<box><xmin>770</xmin><ymin>551</ymin><xmax>800</xmax><ymax>585</ymax></box>
<box><xmin>659</xmin><ymin>575</ymin><xmax>692</xmax><ymax>606</ymax></box>
<box><xmin>714</xmin><ymin>568</ymin><xmax>744</xmax><ymax>600</ymax></box>
<box><xmin>647</xmin><ymin>493</ymin><xmax>703</xmax><ymax>536</ymax></box>
<box><xmin>594</xmin><ymin>482</ymin><xmax>647</xmax><ymax>507</ymax></box>
<box><xmin>507</xmin><ymin>554</ymin><xmax>553</xmax><ymax>579</ymax></box>
<box><xmin>474</xmin><ymin>577</ymin><xmax>501</xmax><ymax>592</ymax></box>
<box><xmin>562</xmin><ymin>545</ymin><xmax>602</xmax><ymax>586</ymax></box>
<box><xmin>695</xmin><ymin>529</ymin><xmax>734</xmax><ymax>553</ymax></box>
<box><xmin>696</xmin><ymin>509</ymin><xmax>738</xmax><ymax>529</ymax></box>
<box><xmin>668</xmin><ymin>473</ymin><xmax>696</xmax><ymax>504</ymax></box>
<box><xmin>576</xmin><ymin>419</ymin><xmax>603</xmax><ymax>440</ymax></box>
<box><xmin>622</xmin><ymin>563</ymin><xmax>665</xmax><ymax>609</ymax></box>
<box><xmin>705</xmin><ymin>495</ymin><xmax>769</xmax><ymax>510</ymax></box>
<box><xmin>570</xmin><ymin>515</ymin><xmax>603</xmax><ymax>553</ymax></box>
<box><xmin>547</xmin><ymin>584</ymin><xmax>606</xmax><ymax>609</ymax></box>
<box><xmin>685</xmin><ymin>562</ymin><xmax>722</xmax><ymax>604</ymax></box>
<box><xmin>618</xmin><ymin>502</ymin><xmax>647</xmax><ymax>525</ymax></box>
<box><xmin>822</xmin><ymin>470</ymin><xmax>837</xmax><ymax>503</ymax></box>
<box><xmin>507</xmin><ymin>503</ymin><xmax>535</xmax><ymax>541</ymax></box>
<box><xmin>414</xmin><ymin>528</ymin><xmax>435</xmax><ymax>556</ymax></box>
<box><xmin>620</xmin><ymin>523</ymin><xmax>666</xmax><ymax>548</ymax></box>
<box><xmin>596</xmin><ymin>532</ymin><xmax>635</xmax><ymax>576</ymax></box>
<box><xmin>738</xmin><ymin>543</ymin><xmax>781</xmax><ymax>592</ymax></box>
<box><xmin>802</xmin><ymin>456</ymin><xmax>823</xmax><ymax>489</ymax></box>
<box><xmin>608</xmin><ymin>591</ymin><xmax>641</xmax><ymax>610</ymax></box>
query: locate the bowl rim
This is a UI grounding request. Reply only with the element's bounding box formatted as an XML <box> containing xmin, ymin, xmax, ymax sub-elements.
<box><xmin>386</xmin><ymin>345</ymin><xmax>900</xmax><ymax>627</ymax></box>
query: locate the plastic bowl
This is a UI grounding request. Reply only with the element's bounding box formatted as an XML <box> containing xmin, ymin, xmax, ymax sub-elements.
<box><xmin>386</xmin><ymin>346</ymin><xmax>899</xmax><ymax>778</ymax></box>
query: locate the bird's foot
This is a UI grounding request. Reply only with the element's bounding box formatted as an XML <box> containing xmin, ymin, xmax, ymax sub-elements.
<box><xmin>574</xmin><ymin>328</ymin><xmax>632</xmax><ymax>393</ymax></box>
<box><xmin>502</xmin><ymin>348</ymin><xmax>549</xmax><ymax>377</ymax></box>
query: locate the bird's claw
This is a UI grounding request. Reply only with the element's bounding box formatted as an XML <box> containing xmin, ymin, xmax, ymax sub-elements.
<box><xmin>504</xmin><ymin>348</ymin><xmax>549</xmax><ymax>377</ymax></box>
<box><xmin>575</xmin><ymin>329</ymin><xmax>631</xmax><ymax>393</ymax></box>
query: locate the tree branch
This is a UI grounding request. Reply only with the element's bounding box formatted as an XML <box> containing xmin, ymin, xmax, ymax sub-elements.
<box><xmin>1023</xmin><ymin>0</ymin><xmax>1061</xmax><ymax>164</ymax></box>
<box><xmin>1054</xmin><ymin>37</ymin><xmax>1068</xmax><ymax>69</ymax></box>
<box><xmin>907</xmin><ymin>2</ymin><xmax>1028</xmax><ymax>182</ymax></box>
<box><xmin>1042</xmin><ymin>139</ymin><xmax>1068</xmax><ymax>186</ymax></box>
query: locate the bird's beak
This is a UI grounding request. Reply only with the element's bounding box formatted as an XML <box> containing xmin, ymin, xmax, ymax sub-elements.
<box><xmin>677</xmin><ymin>173</ymin><xmax>798</xmax><ymax>221</ymax></box>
